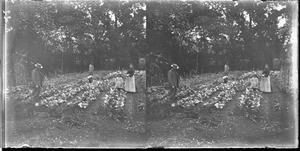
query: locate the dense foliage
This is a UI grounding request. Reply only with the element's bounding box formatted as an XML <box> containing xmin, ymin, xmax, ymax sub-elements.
<box><xmin>5</xmin><ymin>0</ymin><xmax>146</xmax><ymax>86</ymax></box>
<box><xmin>146</xmin><ymin>1</ymin><xmax>295</xmax><ymax>86</ymax></box>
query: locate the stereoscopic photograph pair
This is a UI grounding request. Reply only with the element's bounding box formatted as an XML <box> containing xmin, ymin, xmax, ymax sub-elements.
<box><xmin>0</xmin><ymin>0</ymin><xmax>298</xmax><ymax>149</ymax></box>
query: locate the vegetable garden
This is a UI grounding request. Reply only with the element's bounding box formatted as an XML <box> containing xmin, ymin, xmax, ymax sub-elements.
<box><xmin>146</xmin><ymin>70</ymin><xmax>296</xmax><ymax>147</ymax></box>
<box><xmin>148</xmin><ymin>71</ymin><xmax>280</xmax><ymax>119</ymax></box>
<box><xmin>6</xmin><ymin>70</ymin><xmax>146</xmax><ymax>147</ymax></box>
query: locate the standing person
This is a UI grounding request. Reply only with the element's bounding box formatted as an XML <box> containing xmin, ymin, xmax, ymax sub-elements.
<box><xmin>124</xmin><ymin>63</ymin><xmax>136</xmax><ymax>93</ymax></box>
<box><xmin>168</xmin><ymin>63</ymin><xmax>179</xmax><ymax>102</ymax></box>
<box><xmin>124</xmin><ymin>63</ymin><xmax>136</xmax><ymax>121</ymax></box>
<box><xmin>89</xmin><ymin>62</ymin><xmax>94</xmax><ymax>75</ymax></box>
<box><xmin>250</xmin><ymin>73</ymin><xmax>259</xmax><ymax>91</ymax></box>
<box><xmin>224</xmin><ymin>62</ymin><xmax>230</xmax><ymax>76</ymax></box>
<box><xmin>31</xmin><ymin>63</ymin><xmax>43</xmax><ymax>100</ymax></box>
<box><xmin>115</xmin><ymin>73</ymin><xmax>124</xmax><ymax>91</ymax></box>
<box><xmin>260</xmin><ymin>64</ymin><xmax>271</xmax><ymax>93</ymax></box>
<box><xmin>88</xmin><ymin>62</ymin><xmax>94</xmax><ymax>83</ymax></box>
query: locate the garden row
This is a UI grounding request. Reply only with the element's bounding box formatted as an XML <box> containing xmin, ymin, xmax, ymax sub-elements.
<box><xmin>7</xmin><ymin>71</ymin><xmax>145</xmax><ymax>111</ymax></box>
<box><xmin>147</xmin><ymin>71</ymin><xmax>280</xmax><ymax>117</ymax></box>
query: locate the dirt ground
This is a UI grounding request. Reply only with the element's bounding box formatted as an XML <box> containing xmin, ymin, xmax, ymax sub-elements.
<box><xmin>146</xmin><ymin>78</ymin><xmax>297</xmax><ymax>148</ymax></box>
<box><xmin>4</xmin><ymin>72</ymin><xmax>297</xmax><ymax>148</ymax></box>
<box><xmin>5</xmin><ymin>71</ymin><xmax>147</xmax><ymax>148</ymax></box>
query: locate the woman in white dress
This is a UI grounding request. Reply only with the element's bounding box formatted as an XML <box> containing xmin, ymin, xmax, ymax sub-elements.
<box><xmin>124</xmin><ymin>63</ymin><xmax>136</xmax><ymax>93</ymax></box>
<box><xmin>124</xmin><ymin>64</ymin><xmax>136</xmax><ymax>122</ymax></box>
<box><xmin>260</xmin><ymin>64</ymin><xmax>271</xmax><ymax>92</ymax></box>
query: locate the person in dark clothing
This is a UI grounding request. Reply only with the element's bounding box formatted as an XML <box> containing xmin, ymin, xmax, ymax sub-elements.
<box><xmin>223</xmin><ymin>76</ymin><xmax>229</xmax><ymax>83</ymax></box>
<box><xmin>31</xmin><ymin>63</ymin><xmax>44</xmax><ymax>101</ymax></box>
<box><xmin>262</xmin><ymin>64</ymin><xmax>270</xmax><ymax>77</ymax></box>
<box><xmin>127</xmin><ymin>64</ymin><xmax>135</xmax><ymax>77</ymax></box>
<box><xmin>168</xmin><ymin>63</ymin><xmax>179</xmax><ymax>102</ymax></box>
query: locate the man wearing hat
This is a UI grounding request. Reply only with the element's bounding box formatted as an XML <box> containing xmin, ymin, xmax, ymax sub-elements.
<box><xmin>31</xmin><ymin>63</ymin><xmax>44</xmax><ymax>100</ymax></box>
<box><xmin>168</xmin><ymin>63</ymin><xmax>179</xmax><ymax>102</ymax></box>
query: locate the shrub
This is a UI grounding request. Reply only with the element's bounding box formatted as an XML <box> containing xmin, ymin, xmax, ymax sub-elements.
<box><xmin>139</xmin><ymin>58</ymin><xmax>146</xmax><ymax>70</ymax></box>
<box><xmin>273</xmin><ymin>58</ymin><xmax>280</xmax><ymax>70</ymax></box>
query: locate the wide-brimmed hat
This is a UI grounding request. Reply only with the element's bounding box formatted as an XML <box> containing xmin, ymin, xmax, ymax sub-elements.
<box><xmin>35</xmin><ymin>63</ymin><xmax>43</xmax><ymax>69</ymax></box>
<box><xmin>171</xmin><ymin>63</ymin><xmax>179</xmax><ymax>69</ymax></box>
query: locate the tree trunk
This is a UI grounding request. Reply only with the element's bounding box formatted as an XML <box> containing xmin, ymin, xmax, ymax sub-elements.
<box><xmin>61</xmin><ymin>52</ymin><xmax>64</xmax><ymax>74</ymax></box>
<box><xmin>196</xmin><ymin>51</ymin><xmax>199</xmax><ymax>73</ymax></box>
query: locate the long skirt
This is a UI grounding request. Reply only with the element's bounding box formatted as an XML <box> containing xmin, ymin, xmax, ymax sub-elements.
<box><xmin>260</xmin><ymin>76</ymin><xmax>271</xmax><ymax>92</ymax></box>
<box><xmin>124</xmin><ymin>76</ymin><xmax>136</xmax><ymax>92</ymax></box>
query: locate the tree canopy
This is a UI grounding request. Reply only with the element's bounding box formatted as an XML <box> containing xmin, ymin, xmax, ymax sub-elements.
<box><xmin>146</xmin><ymin>0</ymin><xmax>295</xmax><ymax>86</ymax></box>
<box><xmin>3</xmin><ymin>0</ymin><xmax>296</xmax><ymax>87</ymax></box>
<box><xmin>5</xmin><ymin>0</ymin><xmax>146</xmax><ymax>86</ymax></box>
